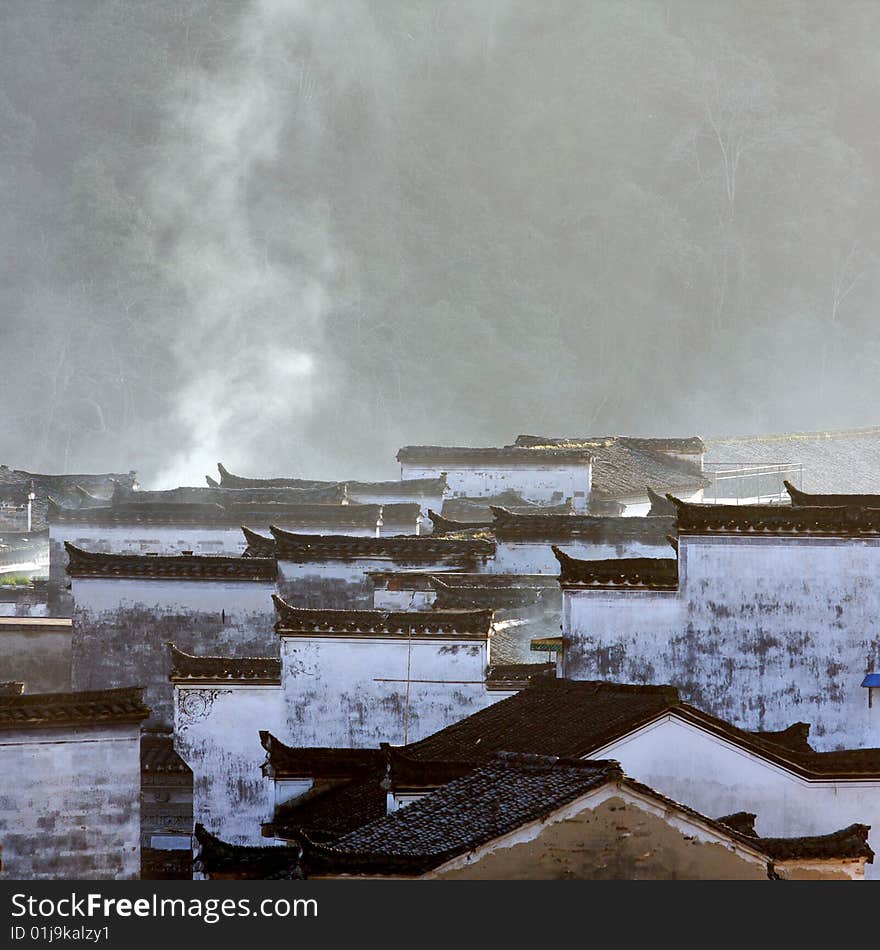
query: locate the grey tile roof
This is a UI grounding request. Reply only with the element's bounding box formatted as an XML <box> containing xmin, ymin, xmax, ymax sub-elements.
<box><xmin>0</xmin><ymin>686</ymin><xmax>149</xmax><ymax>729</ymax></box>
<box><xmin>141</xmin><ymin>735</ymin><xmax>192</xmax><ymax>775</ymax></box>
<box><xmin>705</xmin><ymin>426</ymin><xmax>880</xmax><ymax>493</ymax></box>
<box><xmin>671</xmin><ymin>496</ymin><xmax>880</xmax><ymax>537</ymax></box>
<box><xmin>553</xmin><ymin>547</ymin><xmax>679</xmax><ymax>589</ymax></box>
<box><xmin>216</xmin><ymin>463</ymin><xmax>335</xmax><ymax>490</ymax></box>
<box><xmin>267</xmin><ymin>526</ymin><xmax>495</xmax><ymax>562</ymax></box>
<box><xmin>272</xmin><ymin>595</ymin><xmax>494</xmax><ymax>639</ymax></box>
<box><xmin>50</xmin><ymin>499</ymin><xmax>419</xmax><ymax>528</ymax></box>
<box><xmin>64</xmin><ymin>543</ymin><xmax>277</xmax><ymax>581</ymax></box>
<box><xmin>300</xmin><ymin>754</ymin><xmax>622</xmax><ymax>875</ymax></box>
<box><xmin>168</xmin><ymin>644</ymin><xmax>281</xmax><ymax>683</ymax></box>
<box><xmin>512</xmin><ymin>436</ymin><xmax>708</xmax><ymax>499</ymax></box>
<box><xmin>404</xmin><ymin>680</ymin><xmax>681</xmax><ymax>764</ymax></box>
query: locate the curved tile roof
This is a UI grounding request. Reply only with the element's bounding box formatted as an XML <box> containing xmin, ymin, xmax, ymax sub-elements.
<box><xmin>64</xmin><ymin>542</ymin><xmax>276</xmax><ymax>581</ymax></box>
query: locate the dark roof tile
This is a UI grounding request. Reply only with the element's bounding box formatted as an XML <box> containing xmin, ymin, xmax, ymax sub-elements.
<box><xmin>141</xmin><ymin>735</ymin><xmax>192</xmax><ymax>774</ymax></box>
<box><xmin>300</xmin><ymin>755</ymin><xmax>622</xmax><ymax>876</ymax></box>
<box><xmin>0</xmin><ymin>686</ymin><xmax>149</xmax><ymax>729</ymax></box>
<box><xmin>267</xmin><ymin>526</ymin><xmax>494</xmax><ymax>562</ymax></box>
<box><xmin>272</xmin><ymin>595</ymin><xmax>493</xmax><ymax>639</ymax></box>
<box><xmin>64</xmin><ymin>543</ymin><xmax>276</xmax><ymax>581</ymax></box>
<box><xmin>168</xmin><ymin>644</ymin><xmax>280</xmax><ymax>683</ymax></box>
<box><xmin>404</xmin><ymin>680</ymin><xmax>680</xmax><ymax>764</ymax></box>
<box><xmin>553</xmin><ymin>546</ymin><xmax>678</xmax><ymax>589</ymax></box>
<box><xmin>671</xmin><ymin>496</ymin><xmax>880</xmax><ymax>537</ymax></box>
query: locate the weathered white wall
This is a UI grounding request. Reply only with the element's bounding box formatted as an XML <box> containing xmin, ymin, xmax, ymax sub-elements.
<box><xmin>565</xmin><ymin>535</ymin><xmax>880</xmax><ymax>750</ymax></box>
<box><xmin>347</xmin><ymin>490</ymin><xmax>443</xmax><ymax>525</ymax></box>
<box><xmin>0</xmin><ymin>621</ymin><xmax>71</xmax><ymax>692</ymax></box>
<box><xmin>616</xmin><ymin>488</ymin><xmax>704</xmax><ymax>517</ymax></box>
<box><xmin>589</xmin><ymin>714</ymin><xmax>880</xmax><ymax>880</ymax></box>
<box><xmin>50</xmin><ymin>524</ymin><xmax>249</xmax><ymax>557</ymax></box>
<box><xmin>0</xmin><ymin>724</ymin><xmax>142</xmax><ymax>880</ymax></box>
<box><xmin>401</xmin><ymin>461</ymin><xmax>591</xmax><ymax>510</ymax></box>
<box><xmin>174</xmin><ymin>684</ymin><xmax>282</xmax><ymax>847</ymax></box>
<box><xmin>492</xmin><ymin>538</ymin><xmax>673</xmax><ymax>574</ymax></box>
<box><xmin>279</xmin><ymin>634</ymin><xmax>499</xmax><ymax>747</ymax></box>
<box><xmin>372</xmin><ymin>587</ymin><xmax>438</xmax><ymax>610</ymax></box>
<box><xmin>71</xmin><ymin>577</ymin><xmax>277</xmax><ymax>729</ymax></box>
<box><xmin>277</xmin><ymin>557</ymin><xmax>483</xmax><ymax>608</ymax></box>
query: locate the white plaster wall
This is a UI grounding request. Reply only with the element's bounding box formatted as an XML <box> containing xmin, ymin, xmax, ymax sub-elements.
<box><xmin>565</xmin><ymin>534</ymin><xmax>880</xmax><ymax>749</ymax></box>
<box><xmin>277</xmin><ymin>557</ymin><xmax>486</xmax><ymax>608</ymax></box>
<box><xmin>70</xmin><ymin>577</ymin><xmax>277</xmax><ymax>729</ymax></box>
<box><xmin>0</xmin><ymin>724</ymin><xmax>141</xmax><ymax>880</ymax></box>
<box><xmin>372</xmin><ymin>588</ymin><xmax>438</xmax><ymax>610</ymax></box>
<box><xmin>492</xmin><ymin>539</ymin><xmax>673</xmax><ymax>574</ymax></box>
<box><xmin>71</xmin><ymin>576</ymin><xmax>275</xmax><ymax>614</ymax></box>
<box><xmin>563</xmin><ymin>588</ymin><xmax>683</xmax><ymax>683</ymax></box>
<box><xmin>590</xmin><ymin>715</ymin><xmax>880</xmax><ymax>880</ymax></box>
<box><xmin>617</xmin><ymin>488</ymin><xmax>704</xmax><ymax>517</ymax></box>
<box><xmin>279</xmin><ymin>635</ymin><xmax>498</xmax><ymax>747</ymax></box>
<box><xmin>347</xmin><ymin>491</ymin><xmax>443</xmax><ymax>525</ymax></box>
<box><xmin>400</xmin><ymin>461</ymin><xmax>591</xmax><ymax>510</ymax></box>
<box><xmin>50</xmin><ymin>524</ymin><xmax>248</xmax><ymax>557</ymax></box>
<box><xmin>174</xmin><ymin>684</ymin><xmax>282</xmax><ymax>847</ymax></box>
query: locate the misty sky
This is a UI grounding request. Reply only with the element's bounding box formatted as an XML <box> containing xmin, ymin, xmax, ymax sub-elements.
<box><xmin>1</xmin><ymin>1</ymin><xmax>879</xmax><ymax>487</ymax></box>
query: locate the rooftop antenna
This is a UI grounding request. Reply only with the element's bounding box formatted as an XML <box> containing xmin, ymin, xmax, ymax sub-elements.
<box><xmin>26</xmin><ymin>482</ymin><xmax>35</xmax><ymax>533</ymax></box>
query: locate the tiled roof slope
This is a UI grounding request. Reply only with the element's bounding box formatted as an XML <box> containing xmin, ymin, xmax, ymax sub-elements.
<box><xmin>404</xmin><ymin>680</ymin><xmax>680</xmax><ymax>764</ymax></box>
<box><xmin>268</xmin><ymin>776</ymin><xmax>388</xmax><ymax>842</ymax></box>
<box><xmin>402</xmin><ymin>678</ymin><xmax>880</xmax><ymax>779</ymax></box>
<box><xmin>272</xmin><ymin>595</ymin><xmax>493</xmax><ymax>639</ymax></box>
<box><xmin>553</xmin><ymin>547</ymin><xmax>678</xmax><ymax>589</ymax></box>
<box><xmin>141</xmin><ymin>735</ymin><xmax>192</xmax><ymax>774</ymax></box>
<box><xmin>515</xmin><ymin>435</ymin><xmax>704</xmax><ymax>455</ymax></box>
<box><xmin>704</xmin><ymin>427</ymin><xmax>880</xmax><ymax>493</ymax></box>
<box><xmin>0</xmin><ymin>686</ymin><xmax>149</xmax><ymax>729</ymax></box>
<box><xmin>168</xmin><ymin>644</ymin><xmax>281</xmax><ymax>683</ymax></box>
<box><xmin>300</xmin><ymin>755</ymin><xmax>623</xmax><ymax>876</ymax></box>
<box><xmin>485</xmin><ymin>663</ymin><xmax>557</xmax><ymax>690</ymax></box>
<box><xmin>64</xmin><ymin>543</ymin><xmax>276</xmax><ymax>581</ymax></box>
<box><xmin>512</xmin><ymin>436</ymin><xmax>708</xmax><ymax>499</ymax></box>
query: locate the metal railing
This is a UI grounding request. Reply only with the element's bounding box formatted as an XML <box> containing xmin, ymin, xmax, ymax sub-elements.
<box><xmin>701</xmin><ymin>462</ymin><xmax>803</xmax><ymax>505</ymax></box>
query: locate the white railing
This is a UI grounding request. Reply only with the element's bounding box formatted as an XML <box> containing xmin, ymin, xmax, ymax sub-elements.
<box><xmin>702</xmin><ymin>462</ymin><xmax>804</xmax><ymax>505</ymax></box>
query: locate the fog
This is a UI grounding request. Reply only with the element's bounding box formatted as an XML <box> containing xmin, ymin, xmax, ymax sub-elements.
<box><xmin>1</xmin><ymin>1</ymin><xmax>879</xmax><ymax>486</ymax></box>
